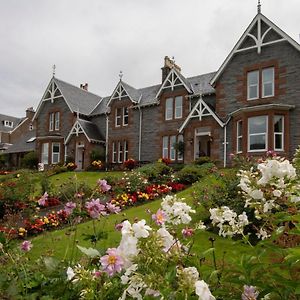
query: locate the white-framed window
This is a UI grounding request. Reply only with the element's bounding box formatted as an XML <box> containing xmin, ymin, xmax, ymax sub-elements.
<box><xmin>162</xmin><ymin>136</ymin><xmax>169</xmax><ymax>158</ymax></box>
<box><xmin>49</xmin><ymin>113</ymin><xmax>54</xmax><ymax>131</ymax></box>
<box><xmin>124</xmin><ymin>140</ymin><xmax>128</xmax><ymax>161</ymax></box>
<box><xmin>248</xmin><ymin>116</ymin><xmax>268</xmax><ymax>151</ymax></box>
<box><xmin>170</xmin><ymin>135</ymin><xmax>176</xmax><ymax>160</ymax></box>
<box><xmin>41</xmin><ymin>143</ymin><xmax>49</xmax><ymax>165</ymax></box>
<box><xmin>52</xmin><ymin>143</ymin><xmax>60</xmax><ymax>164</ymax></box>
<box><xmin>54</xmin><ymin>112</ymin><xmax>60</xmax><ymax>130</ymax></box>
<box><xmin>4</xmin><ymin>120</ymin><xmax>13</xmax><ymax>128</ymax></box>
<box><xmin>112</xmin><ymin>142</ymin><xmax>117</xmax><ymax>163</ymax></box>
<box><xmin>123</xmin><ymin>107</ymin><xmax>129</xmax><ymax>126</ymax></box>
<box><xmin>165</xmin><ymin>98</ymin><xmax>173</xmax><ymax>120</ymax></box>
<box><xmin>177</xmin><ymin>134</ymin><xmax>184</xmax><ymax>160</ymax></box>
<box><xmin>274</xmin><ymin>115</ymin><xmax>284</xmax><ymax>151</ymax></box>
<box><xmin>115</xmin><ymin>108</ymin><xmax>122</xmax><ymax>127</ymax></box>
<box><xmin>247</xmin><ymin>70</ymin><xmax>259</xmax><ymax>100</ymax></box>
<box><xmin>175</xmin><ymin>96</ymin><xmax>183</xmax><ymax>119</ymax></box>
<box><xmin>118</xmin><ymin>141</ymin><xmax>123</xmax><ymax>163</ymax></box>
<box><xmin>237</xmin><ymin>120</ymin><xmax>243</xmax><ymax>153</ymax></box>
<box><xmin>262</xmin><ymin>67</ymin><xmax>274</xmax><ymax>98</ymax></box>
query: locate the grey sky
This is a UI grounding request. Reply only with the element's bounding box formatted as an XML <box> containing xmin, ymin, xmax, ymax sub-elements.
<box><xmin>0</xmin><ymin>0</ymin><xmax>299</xmax><ymax>117</ymax></box>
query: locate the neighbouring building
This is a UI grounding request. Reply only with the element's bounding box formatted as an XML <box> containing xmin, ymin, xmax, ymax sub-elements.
<box><xmin>3</xmin><ymin>6</ymin><xmax>300</xmax><ymax>169</ymax></box>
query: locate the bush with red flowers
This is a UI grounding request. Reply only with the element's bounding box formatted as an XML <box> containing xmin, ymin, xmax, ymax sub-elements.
<box><xmin>123</xmin><ymin>159</ymin><xmax>137</xmax><ymax>170</ymax></box>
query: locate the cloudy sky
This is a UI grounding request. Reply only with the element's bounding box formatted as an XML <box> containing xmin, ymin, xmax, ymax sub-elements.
<box><xmin>0</xmin><ymin>0</ymin><xmax>299</xmax><ymax>117</ymax></box>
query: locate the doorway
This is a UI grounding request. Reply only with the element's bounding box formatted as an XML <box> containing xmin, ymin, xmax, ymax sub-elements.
<box><xmin>76</xmin><ymin>144</ymin><xmax>85</xmax><ymax>170</ymax></box>
<box><xmin>194</xmin><ymin>133</ymin><xmax>211</xmax><ymax>159</ymax></box>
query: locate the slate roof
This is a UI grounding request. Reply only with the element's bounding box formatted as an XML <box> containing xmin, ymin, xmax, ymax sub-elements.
<box><xmin>78</xmin><ymin>119</ymin><xmax>105</xmax><ymax>142</ymax></box>
<box><xmin>0</xmin><ymin>114</ymin><xmax>23</xmax><ymax>133</ymax></box>
<box><xmin>4</xmin><ymin>130</ymin><xmax>36</xmax><ymax>154</ymax></box>
<box><xmin>121</xmin><ymin>81</ymin><xmax>142</xmax><ymax>103</ymax></box>
<box><xmin>188</xmin><ymin>72</ymin><xmax>216</xmax><ymax>95</ymax></box>
<box><xmin>90</xmin><ymin>96</ymin><xmax>110</xmax><ymax>115</ymax></box>
<box><xmin>53</xmin><ymin>78</ymin><xmax>102</xmax><ymax>115</ymax></box>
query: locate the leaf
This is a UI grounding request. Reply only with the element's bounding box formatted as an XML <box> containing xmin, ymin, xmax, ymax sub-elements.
<box><xmin>202</xmin><ymin>248</ymin><xmax>215</xmax><ymax>256</ymax></box>
<box><xmin>44</xmin><ymin>257</ymin><xmax>59</xmax><ymax>272</ymax></box>
<box><xmin>77</xmin><ymin>245</ymin><xmax>100</xmax><ymax>258</ymax></box>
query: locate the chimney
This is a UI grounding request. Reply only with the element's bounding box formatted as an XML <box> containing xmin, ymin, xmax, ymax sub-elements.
<box><xmin>161</xmin><ymin>56</ymin><xmax>181</xmax><ymax>82</ymax></box>
<box><xmin>26</xmin><ymin>107</ymin><xmax>35</xmax><ymax>119</ymax></box>
<box><xmin>80</xmin><ymin>83</ymin><xmax>88</xmax><ymax>91</ymax></box>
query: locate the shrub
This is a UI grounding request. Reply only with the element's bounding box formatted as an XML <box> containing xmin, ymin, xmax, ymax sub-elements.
<box><xmin>138</xmin><ymin>162</ymin><xmax>172</xmax><ymax>182</ymax></box>
<box><xmin>177</xmin><ymin>162</ymin><xmax>216</xmax><ymax>184</ymax></box>
<box><xmin>0</xmin><ymin>154</ymin><xmax>9</xmax><ymax>169</ymax></box>
<box><xmin>21</xmin><ymin>151</ymin><xmax>39</xmax><ymax>169</ymax></box>
<box><xmin>90</xmin><ymin>148</ymin><xmax>105</xmax><ymax>162</ymax></box>
<box><xmin>123</xmin><ymin>159</ymin><xmax>137</xmax><ymax>170</ymax></box>
<box><xmin>193</xmin><ymin>156</ymin><xmax>212</xmax><ymax>165</ymax></box>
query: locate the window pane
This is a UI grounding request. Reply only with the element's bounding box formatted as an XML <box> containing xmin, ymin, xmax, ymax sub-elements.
<box><xmin>55</xmin><ymin>112</ymin><xmax>60</xmax><ymax>130</ymax></box>
<box><xmin>274</xmin><ymin>115</ymin><xmax>283</xmax><ymax>133</ymax></box>
<box><xmin>237</xmin><ymin>120</ymin><xmax>243</xmax><ymax>152</ymax></box>
<box><xmin>175</xmin><ymin>96</ymin><xmax>182</xmax><ymax>119</ymax></box>
<box><xmin>123</xmin><ymin>107</ymin><xmax>128</xmax><ymax>126</ymax></box>
<box><xmin>162</xmin><ymin>136</ymin><xmax>168</xmax><ymax>158</ymax></box>
<box><xmin>165</xmin><ymin>98</ymin><xmax>173</xmax><ymax>120</ymax></box>
<box><xmin>52</xmin><ymin>143</ymin><xmax>60</xmax><ymax>164</ymax></box>
<box><xmin>112</xmin><ymin>142</ymin><xmax>116</xmax><ymax>163</ymax></box>
<box><xmin>170</xmin><ymin>136</ymin><xmax>176</xmax><ymax>160</ymax></box>
<box><xmin>118</xmin><ymin>142</ymin><xmax>123</xmax><ymax>163</ymax></box>
<box><xmin>247</xmin><ymin>71</ymin><xmax>259</xmax><ymax>99</ymax></box>
<box><xmin>177</xmin><ymin>134</ymin><xmax>184</xmax><ymax>160</ymax></box>
<box><xmin>275</xmin><ymin>134</ymin><xmax>283</xmax><ymax>150</ymax></box>
<box><xmin>262</xmin><ymin>68</ymin><xmax>274</xmax><ymax>97</ymax></box>
<box><xmin>249</xmin><ymin>134</ymin><xmax>266</xmax><ymax>150</ymax></box>
<box><xmin>124</xmin><ymin>141</ymin><xmax>128</xmax><ymax>161</ymax></box>
<box><xmin>116</xmin><ymin>108</ymin><xmax>121</xmax><ymax>126</ymax></box>
<box><xmin>249</xmin><ymin>116</ymin><xmax>267</xmax><ymax>134</ymax></box>
<box><xmin>42</xmin><ymin>143</ymin><xmax>49</xmax><ymax>164</ymax></box>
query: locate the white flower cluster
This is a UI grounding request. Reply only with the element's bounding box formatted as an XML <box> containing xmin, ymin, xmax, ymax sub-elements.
<box><xmin>161</xmin><ymin>195</ymin><xmax>195</xmax><ymax>225</ymax></box>
<box><xmin>209</xmin><ymin>206</ymin><xmax>249</xmax><ymax>237</ymax></box>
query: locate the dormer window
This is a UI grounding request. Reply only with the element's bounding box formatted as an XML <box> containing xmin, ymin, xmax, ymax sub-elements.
<box><xmin>4</xmin><ymin>120</ymin><xmax>13</xmax><ymax>128</ymax></box>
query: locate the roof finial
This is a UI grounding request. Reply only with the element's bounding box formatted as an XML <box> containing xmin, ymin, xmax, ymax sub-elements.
<box><xmin>52</xmin><ymin>64</ymin><xmax>56</xmax><ymax>77</ymax></box>
<box><xmin>119</xmin><ymin>70</ymin><xmax>123</xmax><ymax>81</ymax></box>
<box><xmin>257</xmin><ymin>0</ymin><xmax>261</xmax><ymax>13</ymax></box>
<box><xmin>172</xmin><ymin>56</ymin><xmax>175</xmax><ymax>64</ymax></box>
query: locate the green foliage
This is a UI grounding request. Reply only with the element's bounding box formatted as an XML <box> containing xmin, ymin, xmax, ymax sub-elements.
<box><xmin>65</xmin><ymin>155</ymin><xmax>75</xmax><ymax>164</ymax></box>
<box><xmin>0</xmin><ymin>153</ymin><xmax>9</xmax><ymax>169</ymax></box>
<box><xmin>21</xmin><ymin>151</ymin><xmax>39</xmax><ymax>169</ymax></box>
<box><xmin>90</xmin><ymin>148</ymin><xmax>105</xmax><ymax>162</ymax></box>
<box><xmin>138</xmin><ymin>162</ymin><xmax>172</xmax><ymax>183</ymax></box>
<box><xmin>193</xmin><ymin>156</ymin><xmax>212</xmax><ymax>165</ymax></box>
<box><xmin>293</xmin><ymin>145</ymin><xmax>300</xmax><ymax>174</ymax></box>
<box><xmin>177</xmin><ymin>162</ymin><xmax>216</xmax><ymax>184</ymax></box>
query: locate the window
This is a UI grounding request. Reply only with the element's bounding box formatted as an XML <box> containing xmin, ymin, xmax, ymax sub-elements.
<box><xmin>274</xmin><ymin>115</ymin><xmax>284</xmax><ymax>151</ymax></box>
<box><xmin>170</xmin><ymin>135</ymin><xmax>176</xmax><ymax>160</ymax></box>
<box><xmin>112</xmin><ymin>142</ymin><xmax>117</xmax><ymax>163</ymax></box>
<box><xmin>247</xmin><ymin>67</ymin><xmax>275</xmax><ymax>100</ymax></box>
<box><xmin>175</xmin><ymin>96</ymin><xmax>183</xmax><ymax>119</ymax></box>
<box><xmin>4</xmin><ymin>120</ymin><xmax>13</xmax><ymax>128</ymax></box>
<box><xmin>248</xmin><ymin>116</ymin><xmax>268</xmax><ymax>151</ymax></box>
<box><xmin>115</xmin><ymin>108</ymin><xmax>122</xmax><ymax>127</ymax></box>
<box><xmin>41</xmin><ymin>143</ymin><xmax>49</xmax><ymax>164</ymax></box>
<box><xmin>118</xmin><ymin>142</ymin><xmax>123</xmax><ymax>163</ymax></box>
<box><xmin>123</xmin><ymin>107</ymin><xmax>129</xmax><ymax>126</ymax></box>
<box><xmin>177</xmin><ymin>134</ymin><xmax>184</xmax><ymax>160</ymax></box>
<box><xmin>52</xmin><ymin>143</ymin><xmax>60</xmax><ymax>164</ymax></box>
<box><xmin>49</xmin><ymin>113</ymin><xmax>54</xmax><ymax>131</ymax></box>
<box><xmin>165</xmin><ymin>98</ymin><xmax>173</xmax><ymax>120</ymax></box>
<box><xmin>124</xmin><ymin>140</ymin><xmax>128</xmax><ymax>161</ymax></box>
<box><xmin>162</xmin><ymin>135</ymin><xmax>184</xmax><ymax>160</ymax></box>
<box><xmin>247</xmin><ymin>71</ymin><xmax>259</xmax><ymax>100</ymax></box>
<box><xmin>262</xmin><ymin>68</ymin><xmax>274</xmax><ymax>98</ymax></box>
<box><xmin>236</xmin><ymin>120</ymin><xmax>243</xmax><ymax>153</ymax></box>
<box><xmin>54</xmin><ymin>112</ymin><xmax>60</xmax><ymax>130</ymax></box>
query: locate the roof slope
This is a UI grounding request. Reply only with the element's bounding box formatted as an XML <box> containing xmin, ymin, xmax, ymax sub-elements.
<box><xmin>4</xmin><ymin>130</ymin><xmax>36</xmax><ymax>154</ymax></box>
<box><xmin>78</xmin><ymin>119</ymin><xmax>105</xmax><ymax>142</ymax></box>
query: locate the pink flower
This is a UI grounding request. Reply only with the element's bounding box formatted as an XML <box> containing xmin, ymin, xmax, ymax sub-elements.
<box><xmin>152</xmin><ymin>209</ymin><xmax>166</xmax><ymax>226</ymax></box>
<box><xmin>38</xmin><ymin>192</ymin><xmax>48</xmax><ymax>206</ymax></box>
<box><xmin>20</xmin><ymin>240</ymin><xmax>32</xmax><ymax>252</ymax></box>
<box><xmin>100</xmin><ymin>248</ymin><xmax>124</xmax><ymax>276</ymax></box>
<box><xmin>106</xmin><ymin>202</ymin><xmax>121</xmax><ymax>214</ymax></box>
<box><xmin>97</xmin><ymin>179</ymin><xmax>111</xmax><ymax>193</ymax></box>
<box><xmin>115</xmin><ymin>223</ymin><xmax>123</xmax><ymax>231</ymax></box>
<box><xmin>182</xmin><ymin>227</ymin><xmax>194</xmax><ymax>238</ymax></box>
<box><xmin>92</xmin><ymin>270</ymin><xmax>102</xmax><ymax>278</ymax></box>
<box><xmin>64</xmin><ymin>202</ymin><xmax>76</xmax><ymax>216</ymax></box>
<box><xmin>242</xmin><ymin>285</ymin><xmax>259</xmax><ymax>300</ymax></box>
<box><xmin>85</xmin><ymin>199</ymin><xmax>106</xmax><ymax>219</ymax></box>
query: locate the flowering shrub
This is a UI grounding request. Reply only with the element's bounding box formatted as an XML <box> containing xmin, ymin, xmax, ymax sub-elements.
<box><xmin>65</xmin><ymin>162</ymin><xmax>77</xmax><ymax>171</ymax></box>
<box><xmin>91</xmin><ymin>160</ymin><xmax>103</xmax><ymax>170</ymax></box>
<box><xmin>123</xmin><ymin>158</ymin><xmax>137</xmax><ymax>170</ymax></box>
<box><xmin>158</xmin><ymin>157</ymin><xmax>171</xmax><ymax>165</ymax></box>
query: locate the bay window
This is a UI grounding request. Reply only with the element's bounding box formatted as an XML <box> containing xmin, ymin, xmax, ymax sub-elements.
<box><xmin>162</xmin><ymin>135</ymin><xmax>184</xmax><ymax>161</ymax></box>
<box><xmin>41</xmin><ymin>143</ymin><xmax>49</xmax><ymax>164</ymax></box>
<box><xmin>170</xmin><ymin>135</ymin><xmax>176</xmax><ymax>160</ymax></box>
<box><xmin>52</xmin><ymin>143</ymin><xmax>60</xmax><ymax>164</ymax></box>
<box><xmin>162</xmin><ymin>136</ymin><xmax>168</xmax><ymax>158</ymax></box>
<box><xmin>248</xmin><ymin>116</ymin><xmax>268</xmax><ymax>151</ymax></box>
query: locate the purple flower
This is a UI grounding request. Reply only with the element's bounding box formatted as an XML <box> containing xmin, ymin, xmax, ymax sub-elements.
<box><xmin>64</xmin><ymin>202</ymin><xmax>76</xmax><ymax>216</ymax></box>
<box><xmin>115</xmin><ymin>223</ymin><xmax>123</xmax><ymax>231</ymax></box>
<box><xmin>242</xmin><ymin>285</ymin><xmax>259</xmax><ymax>300</ymax></box>
<box><xmin>97</xmin><ymin>179</ymin><xmax>111</xmax><ymax>193</ymax></box>
<box><xmin>106</xmin><ymin>202</ymin><xmax>121</xmax><ymax>214</ymax></box>
<box><xmin>182</xmin><ymin>227</ymin><xmax>194</xmax><ymax>238</ymax></box>
<box><xmin>85</xmin><ymin>198</ymin><xmax>106</xmax><ymax>219</ymax></box>
<box><xmin>152</xmin><ymin>209</ymin><xmax>166</xmax><ymax>226</ymax></box>
<box><xmin>20</xmin><ymin>240</ymin><xmax>32</xmax><ymax>252</ymax></box>
<box><xmin>38</xmin><ymin>192</ymin><xmax>48</xmax><ymax>206</ymax></box>
<box><xmin>100</xmin><ymin>248</ymin><xmax>124</xmax><ymax>276</ymax></box>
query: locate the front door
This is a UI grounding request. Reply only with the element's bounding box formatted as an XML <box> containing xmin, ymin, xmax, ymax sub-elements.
<box><xmin>76</xmin><ymin>146</ymin><xmax>84</xmax><ymax>170</ymax></box>
<box><xmin>194</xmin><ymin>135</ymin><xmax>211</xmax><ymax>159</ymax></box>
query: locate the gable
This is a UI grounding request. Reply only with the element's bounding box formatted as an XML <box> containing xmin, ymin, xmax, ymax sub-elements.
<box><xmin>210</xmin><ymin>13</ymin><xmax>300</xmax><ymax>86</ymax></box>
<box><xmin>156</xmin><ymin>68</ymin><xmax>192</xmax><ymax>98</ymax></box>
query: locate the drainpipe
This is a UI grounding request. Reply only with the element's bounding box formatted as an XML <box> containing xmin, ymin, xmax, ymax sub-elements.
<box><xmin>138</xmin><ymin>106</ymin><xmax>142</xmax><ymax>162</ymax></box>
<box><xmin>223</xmin><ymin>125</ymin><xmax>227</xmax><ymax>168</ymax></box>
<box><xmin>105</xmin><ymin>114</ymin><xmax>109</xmax><ymax>170</ymax></box>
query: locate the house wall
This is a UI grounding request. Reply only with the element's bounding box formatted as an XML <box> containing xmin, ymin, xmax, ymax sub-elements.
<box><xmin>215</xmin><ymin>41</ymin><xmax>300</xmax><ymax>160</ymax></box>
